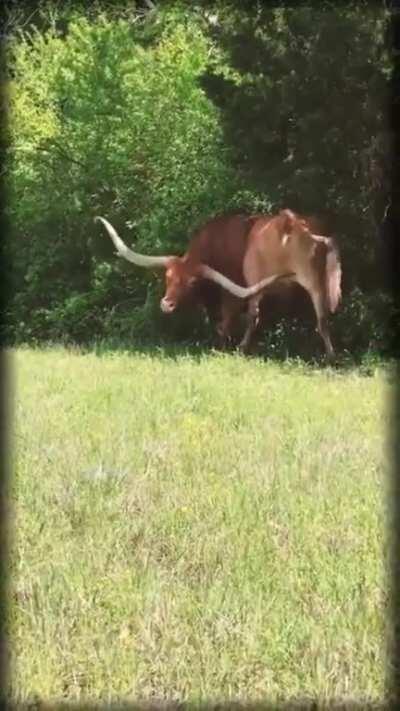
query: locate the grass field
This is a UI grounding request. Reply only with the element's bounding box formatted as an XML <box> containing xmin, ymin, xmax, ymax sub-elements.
<box><xmin>10</xmin><ymin>345</ymin><xmax>389</xmax><ymax>707</ymax></box>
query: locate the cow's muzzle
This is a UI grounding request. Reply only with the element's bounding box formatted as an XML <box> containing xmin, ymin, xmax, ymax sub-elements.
<box><xmin>160</xmin><ymin>297</ymin><xmax>176</xmax><ymax>314</ymax></box>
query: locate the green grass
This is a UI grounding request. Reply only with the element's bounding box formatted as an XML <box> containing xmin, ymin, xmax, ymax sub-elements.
<box><xmin>10</xmin><ymin>346</ymin><xmax>389</xmax><ymax>706</ymax></box>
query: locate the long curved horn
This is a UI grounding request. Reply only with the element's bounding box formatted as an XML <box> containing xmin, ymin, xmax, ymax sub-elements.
<box><xmin>95</xmin><ymin>216</ymin><xmax>172</xmax><ymax>268</ymax></box>
<box><xmin>198</xmin><ymin>264</ymin><xmax>295</xmax><ymax>299</ymax></box>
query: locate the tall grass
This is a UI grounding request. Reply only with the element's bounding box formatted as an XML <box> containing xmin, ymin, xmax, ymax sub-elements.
<box><xmin>10</xmin><ymin>346</ymin><xmax>388</xmax><ymax>706</ymax></box>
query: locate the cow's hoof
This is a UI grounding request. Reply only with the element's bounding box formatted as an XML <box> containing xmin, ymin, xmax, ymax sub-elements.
<box><xmin>238</xmin><ymin>342</ymin><xmax>250</xmax><ymax>356</ymax></box>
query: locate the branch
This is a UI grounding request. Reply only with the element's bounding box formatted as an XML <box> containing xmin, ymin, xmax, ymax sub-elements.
<box><xmin>2</xmin><ymin>5</ymin><xmax>40</xmax><ymax>39</ymax></box>
<box><xmin>36</xmin><ymin>141</ymin><xmax>88</xmax><ymax>170</ymax></box>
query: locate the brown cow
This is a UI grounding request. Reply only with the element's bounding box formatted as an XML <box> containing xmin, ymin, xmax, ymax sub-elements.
<box><xmin>95</xmin><ymin>214</ymin><xmax>293</xmax><ymax>345</ymax></box>
<box><xmin>238</xmin><ymin>209</ymin><xmax>342</xmax><ymax>358</ymax></box>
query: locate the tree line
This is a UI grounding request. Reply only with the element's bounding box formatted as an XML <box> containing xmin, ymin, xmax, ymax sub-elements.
<box><xmin>3</xmin><ymin>0</ymin><xmax>396</xmax><ymax>358</ymax></box>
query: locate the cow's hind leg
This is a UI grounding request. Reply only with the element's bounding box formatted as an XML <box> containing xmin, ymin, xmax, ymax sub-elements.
<box><xmin>308</xmin><ymin>286</ymin><xmax>334</xmax><ymax>361</ymax></box>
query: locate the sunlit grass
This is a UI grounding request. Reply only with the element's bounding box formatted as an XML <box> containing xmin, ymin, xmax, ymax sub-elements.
<box><xmin>10</xmin><ymin>346</ymin><xmax>388</xmax><ymax>706</ymax></box>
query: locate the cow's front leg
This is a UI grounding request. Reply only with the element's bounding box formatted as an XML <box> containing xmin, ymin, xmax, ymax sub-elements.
<box><xmin>239</xmin><ymin>295</ymin><xmax>263</xmax><ymax>354</ymax></box>
<box><xmin>215</xmin><ymin>294</ymin><xmax>242</xmax><ymax>350</ymax></box>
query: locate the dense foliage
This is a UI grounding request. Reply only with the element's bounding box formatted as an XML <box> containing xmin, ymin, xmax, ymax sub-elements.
<box><xmin>3</xmin><ymin>0</ymin><xmax>395</xmax><ymax>357</ymax></box>
<box><xmin>201</xmin><ymin>1</ymin><xmax>391</xmax><ymax>286</ymax></box>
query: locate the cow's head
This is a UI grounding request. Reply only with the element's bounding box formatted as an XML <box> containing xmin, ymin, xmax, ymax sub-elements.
<box><xmin>95</xmin><ymin>216</ymin><xmax>294</xmax><ymax>311</ymax></box>
<box><xmin>161</xmin><ymin>257</ymin><xmax>199</xmax><ymax>313</ymax></box>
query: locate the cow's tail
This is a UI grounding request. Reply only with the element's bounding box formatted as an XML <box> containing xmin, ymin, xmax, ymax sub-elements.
<box><xmin>325</xmin><ymin>237</ymin><xmax>342</xmax><ymax>313</ymax></box>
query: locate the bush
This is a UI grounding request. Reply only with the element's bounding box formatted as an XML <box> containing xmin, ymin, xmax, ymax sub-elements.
<box><xmin>5</xmin><ymin>7</ymin><xmax>240</xmax><ymax>342</ymax></box>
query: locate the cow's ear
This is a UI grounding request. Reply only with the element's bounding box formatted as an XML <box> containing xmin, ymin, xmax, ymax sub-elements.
<box><xmin>280</xmin><ymin>209</ymin><xmax>296</xmax><ymax>233</ymax></box>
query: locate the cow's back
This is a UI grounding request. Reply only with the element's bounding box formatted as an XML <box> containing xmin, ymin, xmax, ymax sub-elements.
<box><xmin>188</xmin><ymin>213</ymin><xmax>256</xmax><ymax>285</ymax></box>
<box><xmin>246</xmin><ymin>211</ymin><xmax>330</xmax><ymax>271</ymax></box>
<box><xmin>247</xmin><ymin>211</ymin><xmax>331</xmax><ymax>320</ymax></box>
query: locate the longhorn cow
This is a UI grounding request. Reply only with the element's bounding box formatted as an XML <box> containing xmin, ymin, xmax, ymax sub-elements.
<box><xmin>95</xmin><ymin>208</ymin><xmax>341</xmax><ymax>358</ymax></box>
<box><xmin>95</xmin><ymin>213</ymin><xmax>292</xmax><ymax>345</ymax></box>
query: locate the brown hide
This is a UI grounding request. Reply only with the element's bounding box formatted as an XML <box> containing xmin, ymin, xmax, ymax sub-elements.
<box><xmin>239</xmin><ymin>209</ymin><xmax>341</xmax><ymax>357</ymax></box>
<box><xmin>185</xmin><ymin>213</ymin><xmax>256</xmax><ymax>285</ymax></box>
<box><xmin>249</xmin><ymin>212</ymin><xmax>331</xmax><ymax>318</ymax></box>
<box><xmin>177</xmin><ymin>210</ymin><xmax>331</xmax><ymax>331</ymax></box>
<box><xmin>164</xmin><ymin>213</ymin><xmax>257</xmax><ymax>318</ymax></box>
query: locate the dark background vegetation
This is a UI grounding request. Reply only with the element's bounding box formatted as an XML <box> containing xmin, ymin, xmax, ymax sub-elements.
<box><xmin>2</xmin><ymin>0</ymin><xmax>397</xmax><ymax>360</ymax></box>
